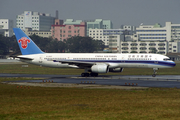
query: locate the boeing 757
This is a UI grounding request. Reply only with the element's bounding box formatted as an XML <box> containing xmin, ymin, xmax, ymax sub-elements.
<box><xmin>13</xmin><ymin>28</ymin><xmax>176</xmax><ymax>77</ymax></box>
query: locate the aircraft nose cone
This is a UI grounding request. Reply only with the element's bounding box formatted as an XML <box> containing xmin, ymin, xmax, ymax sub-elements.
<box><xmin>171</xmin><ymin>62</ymin><xmax>176</xmax><ymax>67</ymax></box>
<box><xmin>173</xmin><ymin>62</ymin><xmax>176</xmax><ymax>66</ymax></box>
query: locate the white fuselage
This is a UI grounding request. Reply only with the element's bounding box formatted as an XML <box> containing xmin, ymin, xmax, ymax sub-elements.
<box><xmin>18</xmin><ymin>53</ymin><xmax>176</xmax><ymax>69</ymax></box>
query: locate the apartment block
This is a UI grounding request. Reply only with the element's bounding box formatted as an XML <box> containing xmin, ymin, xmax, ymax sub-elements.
<box><xmin>0</xmin><ymin>19</ymin><xmax>13</xmax><ymax>37</ymax></box>
<box><xmin>136</xmin><ymin>22</ymin><xmax>180</xmax><ymax>53</ymax></box>
<box><xmin>51</xmin><ymin>19</ymin><xmax>86</xmax><ymax>41</ymax></box>
<box><xmin>86</xmin><ymin>19</ymin><xmax>113</xmax><ymax>36</ymax></box>
<box><xmin>24</xmin><ymin>28</ymin><xmax>51</xmax><ymax>38</ymax></box>
<box><xmin>120</xmin><ymin>41</ymin><xmax>167</xmax><ymax>54</ymax></box>
<box><xmin>136</xmin><ymin>23</ymin><xmax>167</xmax><ymax>42</ymax></box>
<box><xmin>89</xmin><ymin>29</ymin><xmax>124</xmax><ymax>46</ymax></box>
<box><xmin>16</xmin><ymin>11</ymin><xmax>55</xmax><ymax>31</ymax></box>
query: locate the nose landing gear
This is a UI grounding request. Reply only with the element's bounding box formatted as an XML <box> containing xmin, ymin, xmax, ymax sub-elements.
<box><xmin>152</xmin><ymin>68</ymin><xmax>159</xmax><ymax>77</ymax></box>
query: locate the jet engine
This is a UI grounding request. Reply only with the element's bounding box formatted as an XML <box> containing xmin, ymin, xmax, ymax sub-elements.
<box><xmin>109</xmin><ymin>68</ymin><xmax>124</xmax><ymax>73</ymax></box>
<box><xmin>91</xmin><ymin>64</ymin><xmax>109</xmax><ymax>73</ymax></box>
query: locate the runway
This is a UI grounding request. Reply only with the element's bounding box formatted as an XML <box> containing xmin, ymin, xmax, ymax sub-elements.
<box><xmin>1</xmin><ymin>73</ymin><xmax>180</xmax><ymax>88</ymax></box>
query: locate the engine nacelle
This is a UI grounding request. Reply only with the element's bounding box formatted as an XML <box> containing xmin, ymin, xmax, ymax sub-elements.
<box><xmin>91</xmin><ymin>64</ymin><xmax>109</xmax><ymax>73</ymax></box>
<box><xmin>109</xmin><ymin>68</ymin><xmax>124</xmax><ymax>73</ymax></box>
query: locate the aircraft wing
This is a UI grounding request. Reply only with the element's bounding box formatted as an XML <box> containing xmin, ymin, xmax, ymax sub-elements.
<box><xmin>53</xmin><ymin>60</ymin><xmax>95</xmax><ymax>68</ymax></box>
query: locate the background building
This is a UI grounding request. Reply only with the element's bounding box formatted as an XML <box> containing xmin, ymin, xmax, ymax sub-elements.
<box><xmin>86</xmin><ymin>19</ymin><xmax>113</xmax><ymax>36</ymax></box>
<box><xmin>120</xmin><ymin>41</ymin><xmax>167</xmax><ymax>54</ymax></box>
<box><xmin>14</xmin><ymin>11</ymin><xmax>180</xmax><ymax>55</ymax></box>
<box><xmin>16</xmin><ymin>11</ymin><xmax>55</xmax><ymax>31</ymax></box>
<box><xmin>51</xmin><ymin>19</ymin><xmax>86</xmax><ymax>41</ymax></box>
<box><xmin>121</xmin><ymin>25</ymin><xmax>136</xmax><ymax>35</ymax></box>
<box><xmin>0</xmin><ymin>19</ymin><xmax>13</xmax><ymax>37</ymax></box>
<box><xmin>89</xmin><ymin>26</ymin><xmax>136</xmax><ymax>52</ymax></box>
<box><xmin>24</xmin><ymin>28</ymin><xmax>51</xmax><ymax>38</ymax></box>
<box><xmin>136</xmin><ymin>23</ymin><xmax>167</xmax><ymax>42</ymax></box>
<box><xmin>166</xmin><ymin>22</ymin><xmax>180</xmax><ymax>42</ymax></box>
<box><xmin>168</xmin><ymin>41</ymin><xmax>180</xmax><ymax>53</ymax></box>
<box><xmin>108</xmin><ymin>35</ymin><xmax>121</xmax><ymax>52</ymax></box>
<box><xmin>136</xmin><ymin>22</ymin><xmax>180</xmax><ymax>53</ymax></box>
<box><xmin>89</xmin><ymin>28</ymin><xmax>123</xmax><ymax>46</ymax></box>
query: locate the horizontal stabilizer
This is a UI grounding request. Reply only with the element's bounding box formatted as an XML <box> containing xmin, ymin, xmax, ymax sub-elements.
<box><xmin>16</xmin><ymin>56</ymin><xmax>34</xmax><ymax>60</ymax></box>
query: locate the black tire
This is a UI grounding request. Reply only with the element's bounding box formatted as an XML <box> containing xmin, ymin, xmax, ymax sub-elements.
<box><xmin>81</xmin><ymin>73</ymin><xmax>89</xmax><ymax>77</ymax></box>
<box><xmin>90</xmin><ymin>73</ymin><xmax>98</xmax><ymax>77</ymax></box>
<box><xmin>152</xmin><ymin>74</ymin><xmax>156</xmax><ymax>77</ymax></box>
<box><xmin>81</xmin><ymin>73</ymin><xmax>85</xmax><ymax>77</ymax></box>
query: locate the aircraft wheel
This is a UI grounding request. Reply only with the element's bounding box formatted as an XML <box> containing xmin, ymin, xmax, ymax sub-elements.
<box><xmin>81</xmin><ymin>73</ymin><xmax>89</xmax><ymax>77</ymax></box>
<box><xmin>81</xmin><ymin>73</ymin><xmax>85</xmax><ymax>77</ymax></box>
<box><xmin>90</xmin><ymin>73</ymin><xmax>98</xmax><ymax>77</ymax></box>
<box><xmin>152</xmin><ymin>74</ymin><xmax>156</xmax><ymax>77</ymax></box>
<box><xmin>152</xmin><ymin>68</ymin><xmax>158</xmax><ymax>77</ymax></box>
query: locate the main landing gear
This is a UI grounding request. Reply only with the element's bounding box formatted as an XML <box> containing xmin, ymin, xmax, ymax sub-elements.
<box><xmin>152</xmin><ymin>68</ymin><xmax>159</xmax><ymax>77</ymax></box>
<box><xmin>90</xmin><ymin>72</ymin><xmax>98</xmax><ymax>77</ymax></box>
<box><xmin>81</xmin><ymin>72</ymin><xmax>98</xmax><ymax>77</ymax></box>
<box><xmin>81</xmin><ymin>68</ymin><xmax>98</xmax><ymax>77</ymax></box>
<box><xmin>81</xmin><ymin>68</ymin><xmax>90</xmax><ymax>77</ymax></box>
<box><xmin>81</xmin><ymin>73</ymin><xmax>89</xmax><ymax>77</ymax></box>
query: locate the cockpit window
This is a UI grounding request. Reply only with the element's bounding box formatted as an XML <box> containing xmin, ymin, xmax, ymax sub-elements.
<box><xmin>163</xmin><ymin>58</ymin><xmax>171</xmax><ymax>61</ymax></box>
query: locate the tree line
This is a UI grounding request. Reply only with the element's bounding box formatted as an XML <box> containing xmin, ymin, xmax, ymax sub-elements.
<box><xmin>0</xmin><ymin>34</ymin><xmax>105</xmax><ymax>55</ymax></box>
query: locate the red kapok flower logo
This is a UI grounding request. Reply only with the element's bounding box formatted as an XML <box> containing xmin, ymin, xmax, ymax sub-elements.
<box><xmin>18</xmin><ymin>37</ymin><xmax>30</xmax><ymax>49</ymax></box>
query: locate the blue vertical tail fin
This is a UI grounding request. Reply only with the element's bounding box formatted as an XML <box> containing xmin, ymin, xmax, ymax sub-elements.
<box><xmin>13</xmin><ymin>28</ymin><xmax>44</xmax><ymax>55</ymax></box>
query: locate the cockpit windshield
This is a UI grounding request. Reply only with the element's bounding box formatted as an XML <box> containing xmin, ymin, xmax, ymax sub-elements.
<box><xmin>163</xmin><ymin>58</ymin><xmax>171</xmax><ymax>61</ymax></box>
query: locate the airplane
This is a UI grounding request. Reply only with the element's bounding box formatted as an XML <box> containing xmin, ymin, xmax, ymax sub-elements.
<box><xmin>13</xmin><ymin>28</ymin><xmax>176</xmax><ymax>77</ymax></box>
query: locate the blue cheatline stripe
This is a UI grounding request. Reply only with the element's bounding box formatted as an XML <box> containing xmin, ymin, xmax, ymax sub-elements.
<box><xmin>53</xmin><ymin>60</ymin><xmax>176</xmax><ymax>67</ymax></box>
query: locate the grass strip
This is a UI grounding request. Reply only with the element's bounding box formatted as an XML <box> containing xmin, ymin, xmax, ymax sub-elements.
<box><xmin>0</xmin><ymin>78</ymin><xmax>180</xmax><ymax>120</ymax></box>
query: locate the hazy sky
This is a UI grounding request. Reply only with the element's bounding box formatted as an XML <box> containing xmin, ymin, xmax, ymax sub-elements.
<box><xmin>0</xmin><ymin>0</ymin><xmax>180</xmax><ymax>28</ymax></box>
